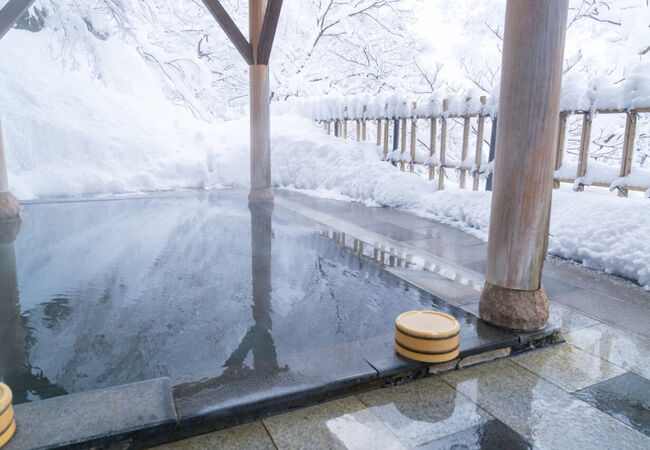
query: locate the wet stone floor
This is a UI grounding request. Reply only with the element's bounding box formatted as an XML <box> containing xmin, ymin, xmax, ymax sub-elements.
<box><xmin>2</xmin><ymin>189</ymin><xmax>649</xmax><ymax>449</ymax></box>
<box><xmin>156</xmin><ymin>338</ymin><xmax>650</xmax><ymax>449</ymax></box>
<box><xmin>154</xmin><ymin>190</ymin><xmax>649</xmax><ymax>450</ymax></box>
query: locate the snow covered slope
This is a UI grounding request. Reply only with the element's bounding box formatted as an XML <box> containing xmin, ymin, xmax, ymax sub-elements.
<box><xmin>1</xmin><ymin>11</ymin><xmax>648</xmax><ymax>290</ymax></box>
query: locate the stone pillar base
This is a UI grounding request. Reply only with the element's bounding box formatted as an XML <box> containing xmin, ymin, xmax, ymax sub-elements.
<box><xmin>479</xmin><ymin>281</ymin><xmax>549</xmax><ymax>332</ymax></box>
<box><xmin>0</xmin><ymin>217</ymin><xmax>20</xmax><ymax>245</ymax></box>
<box><xmin>248</xmin><ymin>187</ymin><xmax>274</xmax><ymax>204</ymax></box>
<box><xmin>0</xmin><ymin>192</ymin><xmax>19</xmax><ymax>222</ymax></box>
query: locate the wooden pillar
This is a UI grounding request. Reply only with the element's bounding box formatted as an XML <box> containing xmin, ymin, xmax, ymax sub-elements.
<box><xmin>249</xmin><ymin>0</ymin><xmax>272</xmax><ymax>203</ymax></box>
<box><xmin>618</xmin><ymin>111</ymin><xmax>637</xmax><ymax>197</ymax></box>
<box><xmin>479</xmin><ymin>0</ymin><xmax>568</xmax><ymax>332</ymax></box>
<box><xmin>383</xmin><ymin>118</ymin><xmax>390</xmax><ymax>159</ymax></box>
<box><xmin>438</xmin><ymin>100</ymin><xmax>449</xmax><ymax>191</ymax></box>
<box><xmin>575</xmin><ymin>113</ymin><xmax>591</xmax><ymax>192</ymax></box>
<box><xmin>473</xmin><ymin>96</ymin><xmax>487</xmax><ymax>191</ymax></box>
<box><xmin>485</xmin><ymin>117</ymin><xmax>497</xmax><ymax>191</ymax></box>
<box><xmin>428</xmin><ymin>117</ymin><xmax>437</xmax><ymax>181</ymax></box>
<box><xmin>0</xmin><ymin>116</ymin><xmax>19</xmax><ymax>221</ymax></box>
<box><xmin>400</xmin><ymin>118</ymin><xmax>407</xmax><ymax>171</ymax></box>
<box><xmin>459</xmin><ymin>103</ymin><xmax>471</xmax><ymax>188</ymax></box>
<box><xmin>0</xmin><ymin>218</ymin><xmax>24</xmax><ymax>399</ymax></box>
<box><xmin>392</xmin><ymin>119</ymin><xmax>400</xmax><ymax>163</ymax></box>
<box><xmin>376</xmin><ymin>119</ymin><xmax>382</xmax><ymax>146</ymax></box>
<box><xmin>553</xmin><ymin>112</ymin><xmax>567</xmax><ymax>188</ymax></box>
<box><xmin>410</xmin><ymin>118</ymin><xmax>417</xmax><ymax>173</ymax></box>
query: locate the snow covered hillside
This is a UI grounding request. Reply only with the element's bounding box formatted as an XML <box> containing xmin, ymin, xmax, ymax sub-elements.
<box><xmin>1</xmin><ymin>2</ymin><xmax>649</xmax><ymax>289</ymax></box>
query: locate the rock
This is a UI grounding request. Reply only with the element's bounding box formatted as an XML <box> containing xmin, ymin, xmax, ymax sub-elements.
<box><xmin>0</xmin><ymin>192</ymin><xmax>20</xmax><ymax>222</ymax></box>
<box><xmin>479</xmin><ymin>281</ymin><xmax>549</xmax><ymax>331</ymax></box>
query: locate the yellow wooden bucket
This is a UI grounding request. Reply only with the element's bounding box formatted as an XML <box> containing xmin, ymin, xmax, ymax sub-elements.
<box><xmin>394</xmin><ymin>310</ymin><xmax>460</xmax><ymax>363</ymax></box>
<box><xmin>0</xmin><ymin>383</ymin><xmax>15</xmax><ymax>448</ymax></box>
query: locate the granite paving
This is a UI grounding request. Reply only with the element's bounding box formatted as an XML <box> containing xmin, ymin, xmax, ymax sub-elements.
<box><xmin>5</xmin><ymin>189</ymin><xmax>649</xmax><ymax>449</ymax></box>
<box><xmin>574</xmin><ymin>372</ymin><xmax>650</xmax><ymax>437</ymax></box>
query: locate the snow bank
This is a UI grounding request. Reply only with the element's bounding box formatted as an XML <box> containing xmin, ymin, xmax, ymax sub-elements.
<box><xmin>272</xmin><ymin>120</ymin><xmax>650</xmax><ymax>289</ymax></box>
<box><xmin>2</xmin><ymin>28</ymin><xmax>649</xmax><ymax>290</ymax></box>
<box><xmin>0</xmin><ymin>29</ymin><xmax>246</xmax><ymax>199</ymax></box>
<box><xmin>283</xmin><ymin>64</ymin><xmax>650</xmax><ymax>120</ymax></box>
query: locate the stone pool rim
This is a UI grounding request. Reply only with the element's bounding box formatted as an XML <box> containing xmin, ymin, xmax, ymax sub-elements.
<box><xmin>4</xmin><ymin>278</ymin><xmax>561</xmax><ymax>450</ymax></box>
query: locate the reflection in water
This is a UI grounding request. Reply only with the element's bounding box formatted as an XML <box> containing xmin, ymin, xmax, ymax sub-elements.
<box><xmin>223</xmin><ymin>202</ymin><xmax>287</xmax><ymax>375</ymax></box>
<box><xmin>0</xmin><ymin>220</ymin><xmax>66</xmax><ymax>403</ymax></box>
<box><xmin>173</xmin><ymin>201</ymin><xmax>288</xmax><ymax>401</ymax></box>
<box><xmin>3</xmin><ymin>191</ymin><xmax>515</xmax><ymax>405</ymax></box>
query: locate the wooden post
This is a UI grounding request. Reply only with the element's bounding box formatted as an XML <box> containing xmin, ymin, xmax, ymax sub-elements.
<box><xmin>343</xmin><ymin>118</ymin><xmax>348</xmax><ymax>140</ymax></box>
<box><xmin>575</xmin><ymin>112</ymin><xmax>591</xmax><ymax>192</ymax></box>
<box><xmin>392</xmin><ymin>119</ymin><xmax>400</xmax><ymax>163</ymax></box>
<box><xmin>485</xmin><ymin>117</ymin><xmax>497</xmax><ymax>191</ymax></box>
<box><xmin>553</xmin><ymin>112</ymin><xmax>567</xmax><ymax>188</ymax></box>
<box><xmin>362</xmin><ymin>106</ymin><xmax>367</xmax><ymax>141</ymax></box>
<box><xmin>473</xmin><ymin>96</ymin><xmax>487</xmax><ymax>191</ymax></box>
<box><xmin>409</xmin><ymin>102</ymin><xmax>417</xmax><ymax>173</ymax></box>
<box><xmin>192</xmin><ymin>2</ymin><xmax>287</xmax><ymax>203</ymax></box>
<box><xmin>459</xmin><ymin>99</ymin><xmax>471</xmax><ymax>188</ymax></box>
<box><xmin>327</xmin><ymin>120</ymin><xmax>331</xmax><ymax>135</ymax></box>
<box><xmin>248</xmin><ymin>0</ymin><xmax>272</xmax><ymax>203</ymax></box>
<box><xmin>383</xmin><ymin>118</ymin><xmax>390</xmax><ymax>159</ymax></box>
<box><xmin>618</xmin><ymin>111</ymin><xmax>637</xmax><ymax>197</ymax></box>
<box><xmin>356</xmin><ymin>119</ymin><xmax>361</xmax><ymax>142</ymax></box>
<box><xmin>0</xmin><ymin>117</ymin><xmax>19</xmax><ymax>220</ymax></box>
<box><xmin>410</xmin><ymin>119</ymin><xmax>417</xmax><ymax>173</ymax></box>
<box><xmin>399</xmin><ymin>118</ymin><xmax>407</xmax><ymax>171</ymax></box>
<box><xmin>0</xmin><ymin>0</ymin><xmax>39</xmax><ymax>220</ymax></box>
<box><xmin>376</xmin><ymin>119</ymin><xmax>382</xmax><ymax>146</ymax></box>
<box><xmin>428</xmin><ymin>117</ymin><xmax>437</xmax><ymax>181</ymax></box>
<box><xmin>479</xmin><ymin>0</ymin><xmax>568</xmax><ymax>332</ymax></box>
<box><xmin>438</xmin><ymin>100</ymin><xmax>449</xmax><ymax>190</ymax></box>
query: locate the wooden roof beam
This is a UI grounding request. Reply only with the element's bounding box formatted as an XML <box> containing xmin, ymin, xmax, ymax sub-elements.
<box><xmin>257</xmin><ymin>0</ymin><xmax>283</xmax><ymax>65</ymax></box>
<box><xmin>201</xmin><ymin>0</ymin><xmax>254</xmax><ymax>65</ymax></box>
<box><xmin>0</xmin><ymin>0</ymin><xmax>36</xmax><ymax>40</ymax></box>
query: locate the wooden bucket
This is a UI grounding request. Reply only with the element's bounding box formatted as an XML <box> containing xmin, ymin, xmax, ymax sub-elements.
<box><xmin>0</xmin><ymin>383</ymin><xmax>15</xmax><ymax>448</ymax></box>
<box><xmin>394</xmin><ymin>310</ymin><xmax>460</xmax><ymax>363</ymax></box>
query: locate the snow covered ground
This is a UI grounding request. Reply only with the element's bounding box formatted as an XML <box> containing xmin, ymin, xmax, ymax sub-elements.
<box><xmin>1</xmin><ymin>28</ymin><xmax>649</xmax><ymax>290</ymax></box>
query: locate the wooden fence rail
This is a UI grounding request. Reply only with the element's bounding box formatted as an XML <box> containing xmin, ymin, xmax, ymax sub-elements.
<box><xmin>317</xmin><ymin>99</ymin><xmax>650</xmax><ymax>197</ymax></box>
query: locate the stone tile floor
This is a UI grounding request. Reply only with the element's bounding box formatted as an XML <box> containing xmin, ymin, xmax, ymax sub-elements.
<box><xmin>154</xmin><ymin>191</ymin><xmax>650</xmax><ymax>449</ymax></box>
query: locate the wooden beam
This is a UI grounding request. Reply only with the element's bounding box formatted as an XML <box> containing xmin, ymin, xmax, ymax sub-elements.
<box><xmin>257</xmin><ymin>0</ymin><xmax>283</xmax><ymax>64</ymax></box>
<box><xmin>202</xmin><ymin>0</ymin><xmax>254</xmax><ymax>65</ymax></box>
<box><xmin>0</xmin><ymin>0</ymin><xmax>35</xmax><ymax>40</ymax></box>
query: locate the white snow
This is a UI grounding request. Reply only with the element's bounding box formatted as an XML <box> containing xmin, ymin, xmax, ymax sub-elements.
<box><xmin>2</xmin><ymin>22</ymin><xmax>649</xmax><ymax>291</ymax></box>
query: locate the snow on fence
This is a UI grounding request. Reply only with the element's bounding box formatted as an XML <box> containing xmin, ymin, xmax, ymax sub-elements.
<box><xmin>279</xmin><ymin>80</ymin><xmax>650</xmax><ymax>197</ymax></box>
